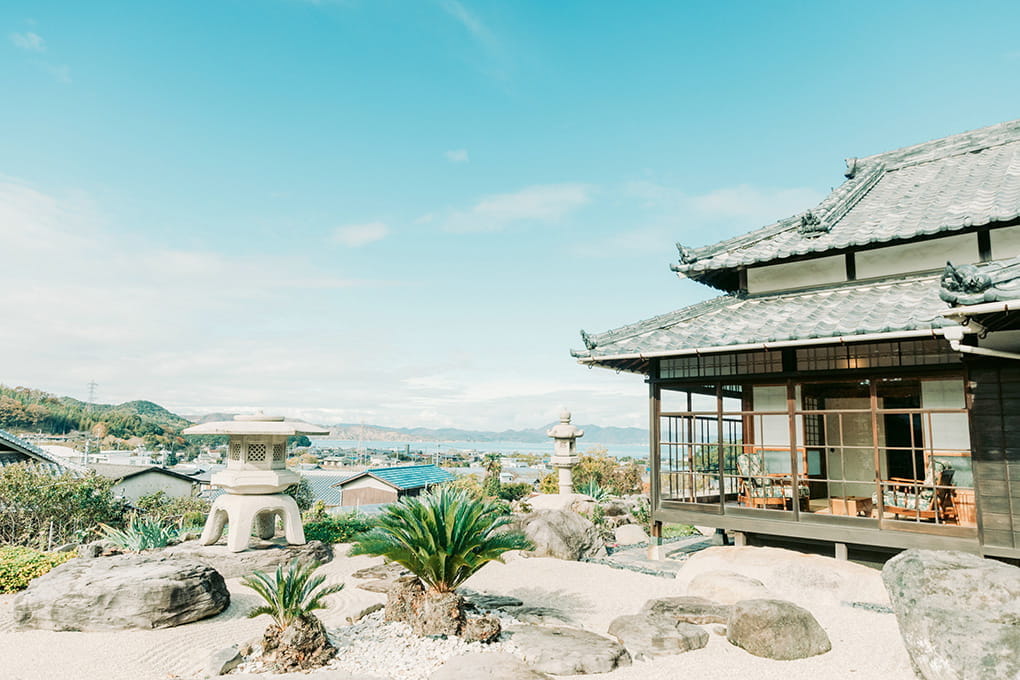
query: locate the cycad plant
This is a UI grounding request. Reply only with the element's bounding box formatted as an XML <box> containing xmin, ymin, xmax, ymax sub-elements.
<box><xmin>579</xmin><ymin>479</ymin><xmax>612</xmax><ymax>502</ymax></box>
<box><xmin>350</xmin><ymin>486</ymin><xmax>531</xmax><ymax>593</ymax></box>
<box><xmin>242</xmin><ymin>559</ymin><xmax>345</xmax><ymax>629</ymax></box>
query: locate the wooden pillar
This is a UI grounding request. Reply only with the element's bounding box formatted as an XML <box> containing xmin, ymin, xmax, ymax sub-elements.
<box><xmin>649</xmin><ymin>379</ymin><xmax>662</xmax><ymax>519</ymax></box>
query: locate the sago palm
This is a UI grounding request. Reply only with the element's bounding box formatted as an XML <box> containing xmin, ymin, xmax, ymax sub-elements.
<box><xmin>350</xmin><ymin>486</ymin><xmax>531</xmax><ymax>593</ymax></box>
<box><xmin>242</xmin><ymin>559</ymin><xmax>344</xmax><ymax>629</ymax></box>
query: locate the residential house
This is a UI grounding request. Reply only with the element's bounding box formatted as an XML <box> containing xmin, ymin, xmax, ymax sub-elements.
<box><xmin>88</xmin><ymin>463</ymin><xmax>199</xmax><ymax>504</ymax></box>
<box><xmin>333</xmin><ymin>464</ymin><xmax>455</xmax><ymax>507</ymax></box>
<box><xmin>573</xmin><ymin>119</ymin><xmax>1020</xmax><ymax>560</ymax></box>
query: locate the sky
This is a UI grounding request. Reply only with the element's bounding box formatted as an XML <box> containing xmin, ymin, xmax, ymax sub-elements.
<box><xmin>2</xmin><ymin>1</ymin><xmax>1020</xmax><ymax>430</ymax></box>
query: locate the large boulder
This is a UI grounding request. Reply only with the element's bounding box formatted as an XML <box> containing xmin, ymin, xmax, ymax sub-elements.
<box><xmin>14</xmin><ymin>553</ymin><xmax>229</xmax><ymax>630</ymax></box>
<box><xmin>614</xmin><ymin>524</ymin><xmax>650</xmax><ymax>546</ymax></box>
<box><xmin>882</xmin><ymin>549</ymin><xmax>1020</xmax><ymax>680</ymax></box>
<box><xmin>430</xmin><ymin>652</ymin><xmax>552</xmax><ymax>680</ymax></box>
<box><xmin>678</xmin><ymin>546</ymin><xmax>889</xmax><ymax>606</ymax></box>
<box><xmin>687</xmin><ymin>570</ymin><xmax>771</xmax><ymax>604</ymax></box>
<box><xmin>505</xmin><ymin>624</ymin><xmax>631</xmax><ymax>675</ymax></box>
<box><xmin>607</xmin><ymin>613</ymin><xmax>709</xmax><ymax>660</ymax></box>
<box><xmin>517</xmin><ymin>509</ymin><xmax>606</xmax><ymax>561</ymax></box>
<box><xmin>527</xmin><ymin>494</ymin><xmax>596</xmax><ymax>515</ymax></box>
<box><xmin>163</xmin><ymin>539</ymin><xmax>332</xmax><ymax>579</ymax></box>
<box><xmin>727</xmin><ymin>599</ymin><xmax>831</xmax><ymax>660</ymax></box>
<box><xmin>640</xmin><ymin>596</ymin><xmax>732</xmax><ymax>625</ymax></box>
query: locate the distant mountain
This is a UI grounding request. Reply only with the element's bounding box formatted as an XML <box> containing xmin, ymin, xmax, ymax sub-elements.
<box><xmin>325</xmin><ymin>422</ymin><xmax>648</xmax><ymax>445</ymax></box>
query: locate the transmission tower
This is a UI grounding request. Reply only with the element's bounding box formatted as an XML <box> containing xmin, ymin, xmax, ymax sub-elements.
<box><xmin>86</xmin><ymin>381</ymin><xmax>97</xmax><ymax>411</ymax></box>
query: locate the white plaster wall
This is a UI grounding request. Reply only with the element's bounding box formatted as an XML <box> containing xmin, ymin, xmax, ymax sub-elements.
<box><xmin>990</xmin><ymin>224</ymin><xmax>1020</xmax><ymax>259</ymax></box>
<box><xmin>746</xmin><ymin>255</ymin><xmax>845</xmax><ymax>294</ymax></box>
<box><xmin>114</xmin><ymin>473</ymin><xmax>196</xmax><ymax>503</ymax></box>
<box><xmin>855</xmin><ymin>233</ymin><xmax>979</xmax><ymax>279</ymax></box>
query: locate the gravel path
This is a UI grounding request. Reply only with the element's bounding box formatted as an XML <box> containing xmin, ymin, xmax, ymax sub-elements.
<box><xmin>0</xmin><ymin>544</ymin><xmax>915</xmax><ymax>680</ymax></box>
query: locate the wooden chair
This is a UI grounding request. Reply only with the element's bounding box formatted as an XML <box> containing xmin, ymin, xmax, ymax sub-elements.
<box><xmin>736</xmin><ymin>451</ymin><xmax>808</xmax><ymax>510</ymax></box>
<box><xmin>878</xmin><ymin>463</ymin><xmax>956</xmax><ymax>522</ymax></box>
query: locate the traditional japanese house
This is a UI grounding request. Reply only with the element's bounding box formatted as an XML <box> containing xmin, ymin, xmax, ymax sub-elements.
<box><xmin>572</xmin><ymin>119</ymin><xmax>1020</xmax><ymax>560</ymax></box>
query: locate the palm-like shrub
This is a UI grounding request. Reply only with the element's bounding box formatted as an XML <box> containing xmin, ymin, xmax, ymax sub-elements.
<box><xmin>242</xmin><ymin>559</ymin><xmax>344</xmax><ymax>629</ymax></box>
<box><xmin>350</xmin><ymin>486</ymin><xmax>531</xmax><ymax>593</ymax></box>
<box><xmin>100</xmin><ymin>514</ymin><xmax>177</xmax><ymax>551</ymax></box>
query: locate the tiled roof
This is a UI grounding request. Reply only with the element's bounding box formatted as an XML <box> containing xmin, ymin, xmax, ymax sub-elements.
<box><xmin>572</xmin><ymin>274</ymin><xmax>958</xmax><ymax>370</ymax></box>
<box><xmin>0</xmin><ymin>428</ymin><xmax>86</xmax><ymax>474</ymax></box>
<box><xmin>337</xmin><ymin>464</ymin><xmax>456</xmax><ymax>491</ymax></box>
<box><xmin>88</xmin><ymin>463</ymin><xmax>198</xmax><ymax>483</ymax></box>
<box><xmin>303</xmin><ymin>473</ymin><xmax>351</xmax><ymax>506</ymax></box>
<box><xmin>675</xmin><ymin>119</ymin><xmax>1020</xmax><ymax>279</ymax></box>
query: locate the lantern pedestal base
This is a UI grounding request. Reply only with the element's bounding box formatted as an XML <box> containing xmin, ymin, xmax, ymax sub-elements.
<box><xmin>200</xmin><ymin>493</ymin><xmax>306</xmax><ymax>553</ymax></box>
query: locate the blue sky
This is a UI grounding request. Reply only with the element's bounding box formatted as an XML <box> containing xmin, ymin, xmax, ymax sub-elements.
<box><xmin>2</xmin><ymin>1</ymin><xmax>1020</xmax><ymax>430</ymax></box>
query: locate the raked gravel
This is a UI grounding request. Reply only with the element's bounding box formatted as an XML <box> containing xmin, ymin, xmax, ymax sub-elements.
<box><xmin>234</xmin><ymin>610</ymin><xmax>521</xmax><ymax>680</ymax></box>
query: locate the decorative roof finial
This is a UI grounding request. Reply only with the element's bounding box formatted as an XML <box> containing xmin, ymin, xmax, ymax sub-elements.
<box><xmin>676</xmin><ymin>242</ymin><xmax>697</xmax><ymax>264</ymax></box>
<box><xmin>797</xmin><ymin>210</ymin><xmax>830</xmax><ymax>236</ymax></box>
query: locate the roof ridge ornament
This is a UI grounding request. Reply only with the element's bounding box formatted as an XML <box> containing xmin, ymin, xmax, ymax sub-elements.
<box><xmin>676</xmin><ymin>242</ymin><xmax>697</xmax><ymax>264</ymax></box>
<box><xmin>797</xmin><ymin>210</ymin><xmax>830</xmax><ymax>236</ymax></box>
<box><xmin>580</xmin><ymin>329</ymin><xmax>597</xmax><ymax>350</ymax></box>
<box><xmin>940</xmin><ymin>259</ymin><xmax>1020</xmax><ymax>305</ymax></box>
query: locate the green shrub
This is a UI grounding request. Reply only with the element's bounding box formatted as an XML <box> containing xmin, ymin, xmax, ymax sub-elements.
<box><xmin>497</xmin><ymin>482</ymin><xmax>533</xmax><ymax>502</ymax></box>
<box><xmin>243</xmin><ymin>559</ymin><xmax>344</xmax><ymax>629</ymax></box>
<box><xmin>0</xmin><ymin>546</ymin><xmax>75</xmax><ymax>593</ymax></box>
<box><xmin>302</xmin><ymin>512</ymin><xmax>375</xmax><ymax>544</ymax></box>
<box><xmin>100</xmin><ymin>514</ymin><xmax>178</xmax><ymax>551</ymax></box>
<box><xmin>351</xmin><ymin>486</ymin><xmax>531</xmax><ymax>593</ymax></box>
<box><xmin>135</xmin><ymin>491</ymin><xmax>211</xmax><ymax>529</ymax></box>
<box><xmin>0</xmin><ymin>464</ymin><xmax>126</xmax><ymax>547</ymax></box>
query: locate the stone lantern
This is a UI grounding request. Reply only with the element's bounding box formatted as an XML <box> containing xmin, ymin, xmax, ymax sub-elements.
<box><xmin>547</xmin><ymin>408</ymin><xmax>583</xmax><ymax>495</ymax></box>
<box><xmin>183</xmin><ymin>413</ymin><xmax>328</xmax><ymax>552</ymax></box>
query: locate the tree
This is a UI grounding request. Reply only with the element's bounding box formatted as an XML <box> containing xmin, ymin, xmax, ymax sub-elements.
<box><xmin>284</xmin><ymin>478</ymin><xmax>315</xmax><ymax>512</ymax></box>
<box><xmin>482</xmin><ymin>453</ymin><xmax>502</xmax><ymax>498</ymax></box>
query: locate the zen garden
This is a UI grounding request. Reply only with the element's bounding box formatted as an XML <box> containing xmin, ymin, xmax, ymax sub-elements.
<box><xmin>3</xmin><ymin>25</ymin><xmax>1020</xmax><ymax>680</ymax></box>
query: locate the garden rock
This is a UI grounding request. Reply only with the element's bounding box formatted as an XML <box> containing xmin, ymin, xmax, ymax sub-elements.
<box><xmin>640</xmin><ymin>596</ymin><xmax>731</xmax><ymax>625</ymax></box>
<box><xmin>727</xmin><ymin>599</ymin><xmax>831</xmax><ymax>660</ymax></box>
<box><xmin>462</xmin><ymin>614</ymin><xmax>502</xmax><ymax>643</ymax></box>
<box><xmin>882</xmin><ymin>549</ymin><xmax>1020</xmax><ymax>680</ymax></box>
<box><xmin>527</xmin><ymin>493</ymin><xmax>595</xmax><ymax>513</ymax></box>
<box><xmin>687</xmin><ymin>570</ymin><xmax>771</xmax><ymax>604</ymax></box>
<box><xmin>505</xmin><ymin>624</ymin><xmax>631</xmax><ymax>674</ymax></box>
<box><xmin>356</xmin><ymin>579</ymin><xmax>393</xmax><ymax>593</ymax></box>
<box><xmin>614</xmin><ymin>524</ymin><xmax>650</xmax><ymax>546</ymax></box>
<box><xmin>260</xmin><ymin>614</ymin><xmax>336</xmax><ymax>672</ymax></box>
<box><xmin>351</xmin><ymin>562</ymin><xmax>409</xmax><ymax>580</ymax></box>
<box><xmin>608</xmin><ymin>613</ymin><xmax>709</xmax><ymax>659</ymax></box>
<box><xmin>77</xmin><ymin>539</ymin><xmax>120</xmax><ymax>558</ymax></box>
<box><xmin>206</xmin><ymin>646</ymin><xmax>242</xmax><ymax>676</ymax></box>
<box><xmin>385</xmin><ymin>576</ymin><xmax>425</xmax><ymax>624</ymax></box>
<box><xmin>347</xmin><ymin>603</ymin><xmax>384</xmax><ymax>624</ymax></box>
<box><xmin>429</xmin><ymin>652</ymin><xmax>552</xmax><ymax>680</ymax></box>
<box><xmin>14</xmin><ymin>553</ymin><xmax>228</xmax><ymax>630</ymax></box>
<box><xmin>414</xmin><ymin>591</ymin><xmax>466</xmax><ymax>637</ymax></box>
<box><xmin>464</xmin><ymin>593</ymin><xmax>525</xmax><ymax>611</ymax></box>
<box><xmin>163</xmin><ymin>539</ymin><xmax>332</xmax><ymax>579</ymax></box>
<box><xmin>518</xmin><ymin>509</ymin><xmax>606</xmax><ymax>561</ymax></box>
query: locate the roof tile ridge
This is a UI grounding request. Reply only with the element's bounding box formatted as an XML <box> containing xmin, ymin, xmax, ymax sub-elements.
<box><xmin>855</xmin><ymin>118</ymin><xmax>1020</xmax><ymax>171</ymax></box>
<box><xmin>581</xmin><ymin>293</ymin><xmax>740</xmax><ymax>350</ymax></box>
<box><xmin>742</xmin><ymin>272</ymin><xmax>940</xmax><ymax>302</ymax></box>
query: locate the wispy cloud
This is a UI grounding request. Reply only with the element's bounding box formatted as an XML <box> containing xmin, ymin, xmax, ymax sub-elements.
<box><xmin>440</xmin><ymin>0</ymin><xmax>495</xmax><ymax>46</ymax></box>
<box><xmin>445</xmin><ymin>149</ymin><xmax>469</xmax><ymax>163</ymax></box>
<box><xmin>10</xmin><ymin>31</ymin><xmax>45</xmax><ymax>52</ymax></box>
<box><xmin>331</xmin><ymin>221</ymin><xmax>390</xmax><ymax>247</ymax></box>
<box><xmin>41</xmin><ymin>62</ymin><xmax>71</xmax><ymax>84</ymax></box>
<box><xmin>443</xmin><ymin>183</ymin><xmax>592</xmax><ymax>233</ymax></box>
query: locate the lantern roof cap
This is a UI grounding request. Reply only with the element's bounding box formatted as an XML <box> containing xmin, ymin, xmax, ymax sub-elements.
<box><xmin>183</xmin><ymin>412</ymin><xmax>328</xmax><ymax>436</ymax></box>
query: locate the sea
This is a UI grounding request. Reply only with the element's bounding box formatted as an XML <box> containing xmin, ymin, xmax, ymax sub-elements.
<box><xmin>311</xmin><ymin>438</ymin><xmax>649</xmax><ymax>460</ymax></box>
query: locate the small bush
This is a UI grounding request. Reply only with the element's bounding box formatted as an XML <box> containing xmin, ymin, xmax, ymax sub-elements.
<box><xmin>0</xmin><ymin>546</ymin><xmax>75</xmax><ymax>593</ymax></box>
<box><xmin>497</xmin><ymin>482</ymin><xmax>533</xmax><ymax>502</ymax></box>
<box><xmin>302</xmin><ymin>512</ymin><xmax>375</xmax><ymax>545</ymax></box>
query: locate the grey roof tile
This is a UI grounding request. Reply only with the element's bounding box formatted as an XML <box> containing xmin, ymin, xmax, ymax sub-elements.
<box><xmin>676</xmin><ymin>119</ymin><xmax>1020</xmax><ymax>277</ymax></box>
<box><xmin>573</xmin><ymin>274</ymin><xmax>955</xmax><ymax>361</ymax></box>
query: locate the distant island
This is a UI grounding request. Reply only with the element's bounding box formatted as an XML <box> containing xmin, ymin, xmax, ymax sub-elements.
<box><xmin>316</xmin><ymin>423</ymin><xmax>649</xmax><ymax>445</ymax></box>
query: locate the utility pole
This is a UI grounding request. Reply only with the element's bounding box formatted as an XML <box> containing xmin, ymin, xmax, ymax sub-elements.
<box><xmin>85</xmin><ymin>381</ymin><xmax>98</xmax><ymax>465</ymax></box>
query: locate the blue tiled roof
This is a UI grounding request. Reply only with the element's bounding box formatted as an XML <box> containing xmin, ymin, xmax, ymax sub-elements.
<box><xmin>347</xmin><ymin>464</ymin><xmax>455</xmax><ymax>491</ymax></box>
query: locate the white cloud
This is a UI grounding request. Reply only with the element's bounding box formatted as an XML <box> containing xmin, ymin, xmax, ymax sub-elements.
<box><xmin>331</xmin><ymin>221</ymin><xmax>389</xmax><ymax>247</ymax></box>
<box><xmin>443</xmin><ymin>183</ymin><xmax>592</xmax><ymax>233</ymax></box>
<box><xmin>41</xmin><ymin>63</ymin><xmax>71</xmax><ymax>84</ymax></box>
<box><xmin>10</xmin><ymin>31</ymin><xmax>45</xmax><ymax>52</ymax></box>
<box><xmin>440</xmin><ymin>0</ymin><xmax>494</xmax><ymax>46</ymax></box>
<box><xmin>445</xmin><ymin>149</ymin><xmax>469</xmax><ymax>163</ymax></box>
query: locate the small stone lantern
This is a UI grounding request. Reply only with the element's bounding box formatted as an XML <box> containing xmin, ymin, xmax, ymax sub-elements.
<box><xmin>183</xmin><ymin>413</ymin><xmax>327</xmax><ymax>552</ymax></box>
<box><xmin>547</xmin><ymin>408</ymin><xmax>583</xmax><ymax>495</ymax></box>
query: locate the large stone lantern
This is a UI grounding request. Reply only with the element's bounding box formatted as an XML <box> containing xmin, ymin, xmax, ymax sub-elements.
<box><xmin>547</xmin><ymin>409</ymin><xmax>583</xmax><ymax>495</ymax></box>
<box><xmin>183</xmin><ymin>413</ymin><xmax>327</xmax><ymax>552</ymax></box>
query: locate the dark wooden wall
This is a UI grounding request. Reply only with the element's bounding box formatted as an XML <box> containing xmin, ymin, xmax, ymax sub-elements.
<box><xmin>967</xmin><ymin>358</ymin><xmax>1020</xmax><ymax>554</ymax></box>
